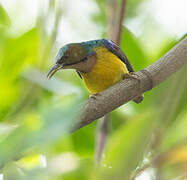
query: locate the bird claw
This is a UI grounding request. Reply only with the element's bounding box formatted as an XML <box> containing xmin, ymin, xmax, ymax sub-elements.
<box><xmin>123</xmin><ymin>72</ymin><xmax>141</xmax><ymax>86</ymax></box>
<box><xmin>90</xmin><ymin>93</ymin><xmax>100</xmax><ymax>99</ymax></box>
<box><xmin>123</xmin><ymin>72</ymin><xmax>138</xmax><ymax>80</ymax></box>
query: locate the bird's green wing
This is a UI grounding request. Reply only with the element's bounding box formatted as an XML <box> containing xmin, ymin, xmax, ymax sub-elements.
<box><xmin>102</xmin><ymin>39</ymin><xmax>134</xmax><ymax>72</ymax></box>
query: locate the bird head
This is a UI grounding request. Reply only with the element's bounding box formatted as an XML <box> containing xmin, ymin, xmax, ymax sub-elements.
<box><xmin>47</xmin><ymin>43</ymin><xmax>96</xmax><ymax>78</ymax></box>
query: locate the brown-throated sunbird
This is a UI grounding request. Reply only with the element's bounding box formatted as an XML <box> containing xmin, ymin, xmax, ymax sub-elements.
<box><xmin>47</xmin><ymin>39</ymin><xmax>143</xmax><ymax>103</ymax></box>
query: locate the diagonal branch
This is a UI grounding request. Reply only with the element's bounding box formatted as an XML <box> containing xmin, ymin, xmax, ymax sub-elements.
<box><xmin>73</xmin><ymin>37</ymin><xmax>187</xmax><ymax>131</ymax></box>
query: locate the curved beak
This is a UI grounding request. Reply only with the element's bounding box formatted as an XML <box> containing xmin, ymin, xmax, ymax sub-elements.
<box><xmin>47</xmin><ymin>64</ymin><xmax>63</xmax><ymax>79</ymax></box>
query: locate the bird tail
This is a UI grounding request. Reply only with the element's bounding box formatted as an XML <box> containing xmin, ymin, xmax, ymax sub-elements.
<box><xmin>133</xmin><ymin>94</ymin><xmax>144</xmax><ymax>104</ymax></box>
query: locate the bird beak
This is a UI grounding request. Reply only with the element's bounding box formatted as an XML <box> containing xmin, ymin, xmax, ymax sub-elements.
<box><xmin>47</xmin><ymin>64</ymin><xmax>63</xmax><ymax>79</ymax></box>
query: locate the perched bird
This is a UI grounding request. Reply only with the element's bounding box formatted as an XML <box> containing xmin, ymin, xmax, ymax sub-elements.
<box><xmin>47</xmin><ymin>39</ymin><xmax>143</xmax><ymax>103</ymax></box>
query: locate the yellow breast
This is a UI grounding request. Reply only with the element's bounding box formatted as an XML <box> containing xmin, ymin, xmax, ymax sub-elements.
<box><xmin>80</xmin><ymin>46</ymin><xmax>129</xmax><ymax>94</ymax></box>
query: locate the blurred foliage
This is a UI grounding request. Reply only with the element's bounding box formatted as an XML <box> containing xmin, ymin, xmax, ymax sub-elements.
<box><xmin>0</xmin><ymin>4</ymin><xmax>10</xmax><ymax>27</ymax></box>
<box><xmin>0</xmin><ymin>0</ymin><xmax>187</xmax><ymax>180</ymax></box>
<box><xmin>121</xmin><ymin>27</ymin><xmax>149</xmax><ymax>70</ymax></box>
<box><xmin>99</xmin><ymin>112</ymin><xmax>156</xmax><ymax>180</ymax></box>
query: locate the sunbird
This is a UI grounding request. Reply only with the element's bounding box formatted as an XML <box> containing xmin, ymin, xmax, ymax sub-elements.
<box><xmin>47</xmin><ymin>39</ymin><xmax>143</xmax><ymax>103</ymax></box>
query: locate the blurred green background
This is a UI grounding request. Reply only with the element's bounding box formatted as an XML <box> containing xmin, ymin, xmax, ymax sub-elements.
<box><xmin>0</xmin><ymin>0</ymin><xmax>187</xmax><ymax>179</ymax></box>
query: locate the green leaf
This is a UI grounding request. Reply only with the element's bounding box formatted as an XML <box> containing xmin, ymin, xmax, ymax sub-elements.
<box><xmin>121</xmin><ymin>27</ymin><xmax>149</xmax><ymax>71</ymax></box>
<box><xmin>92</xmin><ymin>0</ymin><xmax>108</xmax><ymax>27</ymax></box>
<box><xmin>0</xmin><ymin>95</ymin><xmax>82</xmax><ymax>167</ymax></box>
<box><xmin>98</xmin><ymin>112</ymin><xmax>156</xmax><ymax>180</ymax></box>
<box><xmin>158</xmin><ymin>112</ymin><xmax>187</xmax><ymax>153</ymax></box>
<box><xmin>126</xmin><ymin>0</ymin><xmax>145</xmax><ymax>18</ymax></box>
<box><xmin>0</xmin><ymin>28</ymin><xmax>40</xmax><ymax>119</ymax></box>
<box><xmin>1</xmin><ymin>28</ymin><xmax>39</xmax><ymax>76</ymax></box>
<box><xmin>0</xmin><ymin>4</ymin><xmax>11</xmax><ymax>27</ymax></box>
<box><xmin>71</xmin><ymin>122</ymin><xmax>96</xmax><ymax>157</ymax></box>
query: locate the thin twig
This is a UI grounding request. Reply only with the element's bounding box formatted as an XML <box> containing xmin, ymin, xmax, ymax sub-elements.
<box><xmin>116</xmin><ymin>0</ymin><xmax>127</xmax><ymax>45</ymax></box>
<box><xmin>131</xmin><ymin>140</ymin><xmax>187</xmax><ymax>179</ymax></box>
<box><xmin>131</xmin><ymin>162</ymin><xmax>152</xmax><ymax>180</ymax></box>
<box><xmin>95</xmin><ymin>114</ymin><xmax>110</xmax><ymax>165</ymax></box>
<box><xmin>108</xmin><ymin>0</ymin><xmax>118</xmax><ymax>41</ymax></box>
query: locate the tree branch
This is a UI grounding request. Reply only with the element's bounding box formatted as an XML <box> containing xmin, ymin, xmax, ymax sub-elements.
<box><xmin>95</xmin><ymin>113</ymin><xmax>110</xmax><ymax>164</ymax></box>
<box><xmin>73</xmin><ymin>37</ymin><xmax>187</xmax><ymax>131</ymax></box>
<box><xmin>108</xmin><ymin>0</ymin><xmax>118</xmax><ymax>41</ymax></box>
<box><xmin>115</xmin><ymin>0</ymin><xmax>127</xmax><ymax>45</ymax></box>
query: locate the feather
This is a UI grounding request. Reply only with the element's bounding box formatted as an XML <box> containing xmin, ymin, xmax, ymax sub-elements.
<box><xmin>102</xmin><ymin>39</ymin><xmax>134</xmax><ymax>72</ymax></box>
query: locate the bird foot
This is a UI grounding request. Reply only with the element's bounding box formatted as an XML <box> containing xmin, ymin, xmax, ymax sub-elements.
<box><xmin>123</xmin><ymin>72</ymin><xmax>141</xmax><ymax>83</ymax></box>
<box><xmin>90</xmin><ymin>93</ymin><xmax>100</xmax><ymax>100</ymax></box>
<box><xmin>123</xmin><ymin>72</ymin><xmax>137</xmax><ymax>80</ymax></box>
<box><xmin>123</xmin><ymin>72</ymin><xmax>144</xmax><ymax>104</ymax></box>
